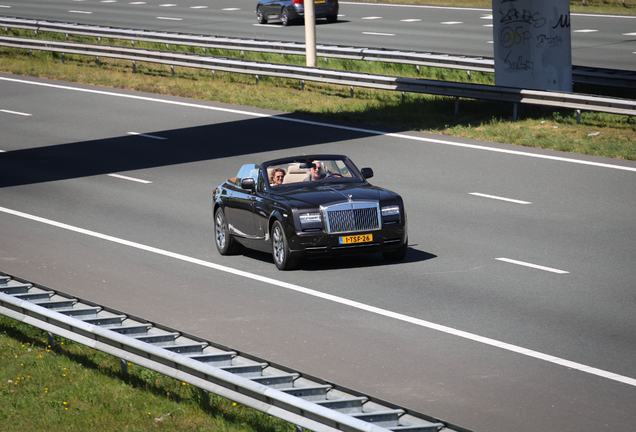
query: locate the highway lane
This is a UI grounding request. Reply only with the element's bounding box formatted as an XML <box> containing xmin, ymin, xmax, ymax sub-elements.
<box><xmin>0</xmin><ymin>0</ymin><xmax>635</xmax><ymax>70</ymax></box>
<box><xmin>1</xmin><ymin>74</ymin><xmax>636</xmax><ymax>432</ymax></box>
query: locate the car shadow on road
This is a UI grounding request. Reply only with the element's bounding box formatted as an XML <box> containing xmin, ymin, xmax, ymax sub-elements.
<box><xmin>240</xmin><ymin>245</ymin><xmax>436</xmax><ymax>272</ymax></box>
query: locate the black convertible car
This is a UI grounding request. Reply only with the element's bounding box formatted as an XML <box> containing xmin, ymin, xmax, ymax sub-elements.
<box><xmin>212</xmin><ymin>155</ymin><xmax>407</xmax><ymax>270</ymax></box>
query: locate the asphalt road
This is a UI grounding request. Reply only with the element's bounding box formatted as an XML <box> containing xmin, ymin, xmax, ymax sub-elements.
<box><xmin>1</xmin><ymin>73</ymin><xmax>636</xmax><ymax>432</ymax></box>
<box><xmin>0</xmin><ymin>0</ymin><xmax>635</xmax><ymax>70</ymax></box>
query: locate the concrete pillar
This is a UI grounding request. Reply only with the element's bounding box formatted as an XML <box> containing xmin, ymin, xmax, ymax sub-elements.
<box><xmin>492</xmin><ymin>0</ymin><xmax>572</xmax><ymax>92</ymax></box>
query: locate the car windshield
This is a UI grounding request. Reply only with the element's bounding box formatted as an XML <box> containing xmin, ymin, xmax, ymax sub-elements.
<box><xmin>265</xmin><ymin>157</ymin><xmax>361</xmax><ymax>188</ymax></box>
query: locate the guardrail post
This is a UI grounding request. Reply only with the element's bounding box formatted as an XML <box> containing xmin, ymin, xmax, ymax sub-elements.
<box><xmin>577</xmin><ymin>109</ymin><xmax>581</xmax><ymax>124</ymax></box>
<box><xmin>455</xmin><ymin>97</ymin><xmax>460</xmax><ymax>115</ymax></box>
<box><xmin>202</xmin><ymin>390</ymin><xmax>210</xmax><ymax>409</ymax></box>
<box><xmin>96</xmin><ymin>56</ymin><xmax>99</xmax><ymax>66</ymax></box>
<box><xmin>513</xmin><ymin>103</ymin><xmax>518</xmax><ymax>122</ymax></box>
<box><xmin>350</xmin><ymin>86</ymin><xmax>354</xmax><ymax>98</ymax></box>
<box><xmin>47</xmin><ymin>331</ymin><xmax>54</xmax><ymax>348</ymax></box>
<box><xmin>62</xmin><ymin>53</ymin><xmax>65</xmax><ymax>64</ymax></box>
<box><xmin>416</xmin><ymin>65</ymin><xmax>420</xmax><ymax>74</ymax></box>
<box><xmin>256</xmin><ymin>75</ymin><xmax>259</xmax><ymax>85</ymax></box>
<box><xmin>171</xmin><ymin>65</ymin><xmax>174</xmax><ymax>77</ymax></box>
<box><xmin>120</xmin><ymin>359</ymin><xmax>128</xmax><ymax>377</ymax></box>
<box><xmin>133</xmin><ymin>60</ymin><xmax>136</xmax><ymax>74</ymax></box>
<box><xmin>301</xmin><ymin>80</ymin><xmax>305</xmax><ymax>91</ymax></box>
<box><xmin>467</xmin><ymin>70</ymin><xmax>471</xmax><ymax>81</ymax></box>
<box><xmin>402</xmin><ymin>92</ymin><xmax>405</xmax><ymax>103</ymax></box>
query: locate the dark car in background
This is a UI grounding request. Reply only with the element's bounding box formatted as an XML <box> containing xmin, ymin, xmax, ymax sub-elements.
<box><xmin>256</xmin><ymin>0</ymin><xmax>339</xmax><ymax>26</ymax></box>
<box><xmin>212</xmin><ymin>155</ymin><xmax>407</xmax><ymax>270</ymax></box>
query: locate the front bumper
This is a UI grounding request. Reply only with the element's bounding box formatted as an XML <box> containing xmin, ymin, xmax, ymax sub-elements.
<box><xmin>287</xmin><ymin>223</ymin><xmax>407</xmax><ymax>257</ymax></box>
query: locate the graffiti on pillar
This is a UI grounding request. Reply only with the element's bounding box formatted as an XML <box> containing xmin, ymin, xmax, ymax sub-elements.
<box><xmin>493</xmin><ymin>0</ymin><xmax>572</xmax><ymax>91</ymax></box>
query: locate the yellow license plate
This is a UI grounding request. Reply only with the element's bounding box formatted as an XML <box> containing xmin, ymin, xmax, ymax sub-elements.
<box><xmin>315</xmin><ymin>0</ymin><xmax>325</xmax><ymax>3</ymax></box>
<box><xmin>339</xmin><ymin>234</ymin><xmax>373</xmax><ymax>245</ymax></box>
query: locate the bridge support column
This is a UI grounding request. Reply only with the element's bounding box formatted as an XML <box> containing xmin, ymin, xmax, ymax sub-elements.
<box><xmin>492</xmin><ymin>0</ymin><xmax>572</xmax><ymax>92</ymax></box>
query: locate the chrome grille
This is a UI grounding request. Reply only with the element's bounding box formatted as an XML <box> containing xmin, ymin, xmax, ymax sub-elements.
<box><xmin>324</xmin><ymin>202</ymin><xmax>381</xmax><ymax>234</ymax></box>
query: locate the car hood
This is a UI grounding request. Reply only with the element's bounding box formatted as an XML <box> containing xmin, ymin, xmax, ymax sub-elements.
<box><xmin>273</xmin><ymin>183</ymin><xmax>398</xmax><ymax>208</ymax></box>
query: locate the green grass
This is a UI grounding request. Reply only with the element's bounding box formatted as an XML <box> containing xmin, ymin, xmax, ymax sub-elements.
<box><xmin>0</xmin><ymin>316</ymin><xmax>295</xmax><ymax>432</ymax></box>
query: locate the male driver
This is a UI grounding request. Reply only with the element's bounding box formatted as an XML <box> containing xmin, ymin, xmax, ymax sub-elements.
<box><xmin>304</xmin><ymin>161</ymin><xmax>326</xmax><ymax>182</ymax></box>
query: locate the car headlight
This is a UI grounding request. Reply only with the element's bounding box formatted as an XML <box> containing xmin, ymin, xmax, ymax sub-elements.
<box><xmin>381</xmin><ymin>205</ymin><xmax>400</xmax><ymax>216</ymax></box>
<box><xmin>299</xmin><ymin>212</ymin><xmax>322</xmax><ymax>223</ymax></box>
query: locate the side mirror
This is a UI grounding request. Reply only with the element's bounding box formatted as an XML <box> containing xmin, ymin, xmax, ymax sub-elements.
<box><xmin>361</xmin><ymin>168</ymin><xmax>374</xmax><ymax>179</ymax></box>
<box><xmin>241</xmin><ymin>177</ymin><xmax>255</xmax><ymax>190</ymax></box>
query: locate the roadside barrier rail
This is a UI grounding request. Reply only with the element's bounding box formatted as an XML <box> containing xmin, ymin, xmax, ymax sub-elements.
<box><xmin>1</xmin><ymin>17</ymin><xmax>635</xmax><ymax>88</ymax></box>
<box><xmin>1</xmin><ymin>35</ymin><xmax>635</xmax><ymax>119</ymax></box>
<box><xmin>0</xmin><ymin>273</ymin><xmax>462</xmax><ymax>432</ymax></box>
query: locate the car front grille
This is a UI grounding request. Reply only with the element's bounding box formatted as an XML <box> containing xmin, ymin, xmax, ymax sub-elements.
<box><xmin>324</xmin><ymin>202</ymin><xmax>381</xmax><ymax>234</ymax></box>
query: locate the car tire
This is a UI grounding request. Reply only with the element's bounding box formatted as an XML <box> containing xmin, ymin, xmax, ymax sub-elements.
<box><xmin>256</xmin><ymin>6</ymin><xmax>267</xmax><ymax>24</ymax></box>
<box><xmin>382</xmin><ymin>238</ymin><xmax>408</xmax><ymax>262</ymax></box>
<box><xmin>215</xmin><ymin>207</ymin><xmax>241</xmax><ymax>255</ymax></box>
<box><xmin>271</xmin><ymin>220</ymin><xmax>299</xmax><ymax>270</ymax></box>
<box><xmin>326</xmin><ymin>14</ymin><xmax>337</xmax><ymax>23</ymax></box>
<box><xmin>281</xmin><ymin>7</ymin><xmax>290</xmax><ymax>26</ymax></box>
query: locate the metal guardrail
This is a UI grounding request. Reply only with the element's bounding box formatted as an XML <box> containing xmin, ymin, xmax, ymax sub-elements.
<box><xmin>1</xmin><ymin>35</ymin><xmax>635</xmax><ymax>118</ymax></box>
<box><xmin>2</xmin><ymin>17</ymin><xmax>635</xmax><ymax>88</ymax></box>
<box><xmin>0</xmin><ymin>273</ymin><xmax>461</xmax><ymax>432</ymax></box>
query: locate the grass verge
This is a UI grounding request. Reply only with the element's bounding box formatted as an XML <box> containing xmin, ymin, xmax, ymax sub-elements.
<box><xmin>0</xmin><ymin>316</ymin><xmax>295</xmax><ymax>432</ymax></box>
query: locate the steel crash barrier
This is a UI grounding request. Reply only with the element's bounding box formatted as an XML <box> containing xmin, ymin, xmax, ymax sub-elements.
<box><xmin>0</xmin><ymin>274</ymin><xmax>463</xmax><ymax>432</ymax></box>
<box><xmin>1</xmin><ymin>35</ymin><xmax>635</xmax><ymax>121</ymax></box>
<box><xmin>1</xmin><ymin>17</ymin><xmax>635</xmax><ymax>88</ymax></box>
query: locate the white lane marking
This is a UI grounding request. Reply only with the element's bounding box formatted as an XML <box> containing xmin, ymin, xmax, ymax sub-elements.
<box><xmin>127</xmin><ymin>132</ymin><xmax>166</xmax><ymax>140</ymax></box>
<box><xmin>340</xmin><ymin>2</ymin><xmax>636</xmax><ymax>18</ymax></box>
<box><xmin>496</xmin><ymin>258</ymin><xmax>569</xmax><ymax>274</ymax></box>
<box><xmin>101</xmin><ymin>1</ymin><xmax>117</xmax><ymax>3</ymax></box>
<box><xmin>2</xmin><ymin>76</ymin><xmax>635</xmax><ymax>173</ymax></box>
<box><xmin>400</xmin><ymin>19</ymin><xmax>421</xmax><ymax>22</ymax></box>
<box><xmin>481</xmin><ymin>15</ymin><xmax>493</xmax><ymax>20</ymax></box>
<box><xmin>222</xmin><ymin>8</ymin><xmax>240</xmax><ymax>11</ymax></box>
<box><xmin>441</xmin><ymin>21</ymin><xmax>463</xmax><ymax>25</ymax></box>
<box><xmin>0</xmin><ymin>5</ymin><xmax>11</xmax><ymax>8</ymax></box>
<box><xmin>470</xmin><ymin>193</ymin><xmax>531</xmax><ymax>205</ymax></box>
<box><xmin>625</xmin><ymin>32</ymin><xmax>636</xmax><ymax>36</ymax></box>
<box><xmin>483</xmin><ymin>24</ymin><xmax>493</xmax><ymax>28</ymax></box>
<box><xmin>69</xmin><ymin>10</ymin><xmax>92</xmax><ymax>14</ymax></box>
<box><xmin>156</xmin><ymin>17</ymin><xmax>182</xmax><ymax>21</ymax></box>
<box><xmin>363</xmin><ymin>32</ymin><xmax>395</xmax><ymax>36</ymax></box>
<box><xmin>0</xmin><ymin>205</ymin><xmax>634</xmax><ymax>387</ymax></box>
<box><xmin>574</xmin><ymin>29</ymin><xmax>598</xmax><ymax>33</ymax></box>
<box><xmin>339</xmin><ymin>2</ymin><xmax>488</xmax><ymax>12</ymax></box>
<box><xmin>159</xmin><ymin>3</ymin><xmax>176</xmax><ymax>6</ymax></box>
<box><xmin>107</xmin><ymin>174</ymin><xmax>152</xmax><ymax>184</ymax></box>
<box><xmin>1</xmin><ymin>109</ymin><xmax>32</xmax><ymax>116</ymax></box>
<box><xmin>253</xmin><ymin>24</ymin><xmax>279</xmax><ymax>28</ymax></box>
<box><xmin>361</xmin><ymin>16</ymin><xmax>382</xmax><ymax>20</ymax></box>
<box><xmin>129</xmin><ymin>2</ymin><xmax>147</xmax><ymax>4</ymax></box>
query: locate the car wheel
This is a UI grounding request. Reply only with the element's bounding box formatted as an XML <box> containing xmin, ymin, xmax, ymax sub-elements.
<box><xmin>382</xmin><ymin>238</ymin><xmax>408</xmax><ymax>262</ymax></box>
<box><xmin>326</xmin><ymin>14</ymin><xmax>337</xmax><ymax>23</ymax></box>
<box><xmin>271</xmin><ymin>220</ymin><xmax>299</xmax><ymax>270</ymax></box>
<box><xmin>215</xmin><ymin>207</ymin><xmax>241</xmax><ymax>255</ymax></box>
<box><xmin>256</xmin><ymin>6</ymin><xmax>267</xmax><ymax>24</ymax></box>
<box><xmin>281</xmin><ymin>7</ymin><xmax>290</xmax><ymax>26</ymax></box>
